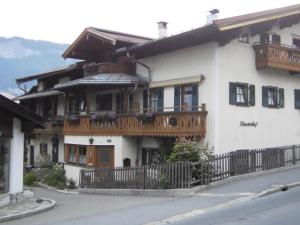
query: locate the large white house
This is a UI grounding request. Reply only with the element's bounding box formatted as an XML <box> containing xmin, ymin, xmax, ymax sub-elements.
<box><xmin>15</xmin><ymin>4</ymin><xmax>300</xmax><ymax>183</ymax></box>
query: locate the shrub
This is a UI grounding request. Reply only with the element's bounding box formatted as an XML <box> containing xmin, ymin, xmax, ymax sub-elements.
<box><xmin>43</xmin><ymin>163</ymin><xmax>66</xmax><ymax>190</ymax></box>
<box><xmin>66</xmin><ymin>179</ymin><xmax>76</xmax><ymax>189</ymax></box>
<box><xmin>167</xmin><ymin>138</ymin><xmax>214</xmax><ymax>185</ymax></box>
<box><xmin>24</xmin><ymin>172</ymin><xmax>37</xmax><ymax>186</ymax></box>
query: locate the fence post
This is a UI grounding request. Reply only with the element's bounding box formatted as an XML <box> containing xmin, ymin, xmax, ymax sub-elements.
<box><xmin>292</xmin><ymin>145</ymin><xmax>296</xmax><ymax>165</ymax></box>
<box><xmin>188</xmin><ymin>162</ymin><xmax>192</xmax><ymax>188</ymax></box>
<box><xmin>143</xmin><ymin>165</ymin><xmax>146</xmax><ymax>189</ymax></box>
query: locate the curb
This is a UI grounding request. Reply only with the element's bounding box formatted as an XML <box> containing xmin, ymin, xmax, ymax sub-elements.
<box><xmin>0</xmin><ymin>198</ymin><xmax>56</xmax><ymax>223</ymax></box>
<box><xmin>256</xmin><ymin>181</ymin><xmax>300</xmax><ymax>198</ymax></box>
<box><xmin>37</xmin><ymin>182</ymin><xmax>78</xmax><ymax>195</ymax></box>
<box><xmin>191</xmin><ymin>164</ymin><xmax>300</xmax><ymax>193</ymax></box>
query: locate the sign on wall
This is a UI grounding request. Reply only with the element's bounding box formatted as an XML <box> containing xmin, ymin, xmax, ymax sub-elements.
<box><xmin>240</xmin><ymin>121</ymin><xmax>258</xmax><ymax>127</ymax></box>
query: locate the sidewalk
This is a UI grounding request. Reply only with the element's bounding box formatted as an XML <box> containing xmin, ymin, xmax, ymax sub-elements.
<box><xmin>0</xmin><ymin>198</ymin><xmax>56</xmax><ymax>223</ymax></box>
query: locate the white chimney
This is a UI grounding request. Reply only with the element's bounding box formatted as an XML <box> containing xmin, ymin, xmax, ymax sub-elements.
<box><xmin>206</xmin><ymin>9</ymin><xmax>220</xmax><ymax>25</ymax></box>
<box><xmin>157</xmin><ymin>21</ymin><xmax>168</xmax><ymax>38</ymax></box>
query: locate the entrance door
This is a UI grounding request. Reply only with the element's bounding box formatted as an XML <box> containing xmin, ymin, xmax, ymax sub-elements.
<box><xmin>51</xmin><ymin>137</ymin><xmax>59</xmax><ymax>163</ymax></box>
<box><xmin>95</xmin><ymin>146</ymin><xmax>114</xmax><ymax>168</ymax></box>
<box><xmin>30</xmin><ymin>145</ymin><xmax>35</xmax><ymax>167</ymax></box>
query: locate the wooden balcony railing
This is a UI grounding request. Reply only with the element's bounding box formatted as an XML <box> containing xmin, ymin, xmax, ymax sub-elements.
<box><xmin>84</xmin><ymin>62</ymin><xmax>135</xmax><ymax>75</ymax></box>
<box><xmin>253</xmin><ymin>43</ymin><xmax>300</xmax><ymax>73</ymax></box>
<box><xmin>32</xmin><ymin>116</ymin><xmax>64</xmax><ymax>134</ymax></box>
<box><xmin>64</xmin><ymin>105</ymin><xmax>207</xmax><ymax>138</ymax></box>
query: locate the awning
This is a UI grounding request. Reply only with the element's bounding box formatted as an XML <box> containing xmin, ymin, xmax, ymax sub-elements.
<box><xmin>149</xmin><ymin>75</ymin><xmax>205</xmax><ymax>89</ymax></box>
<box><xmin>14</xmin><ymin>90</ymin><xmax>63</xmax><ymax>100</ymax></box>
<box><xmin>54</xmin><ymin>73</ymin><xmax>149</xmax><ymax>89</ymax></box>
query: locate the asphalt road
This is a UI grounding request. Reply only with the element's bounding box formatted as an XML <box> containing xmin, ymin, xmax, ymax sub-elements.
<box><xmin>172</xmin><ymin>186</ymin><xmax>300</xmax><ymax>225</ymax></box>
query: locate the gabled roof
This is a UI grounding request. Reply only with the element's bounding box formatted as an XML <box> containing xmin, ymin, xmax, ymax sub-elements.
<box><xmin>54</xmin><ymin>73</ymin><xmax>148</xmax><ymax>90</ymax></box>
<box><xmin>16</xmin><ymin>62</ymin><xmax>84</xmax><ymax>84</ymax></box>
<box><xmin>14</xmin><ymin>90</ymin><xmax>63</xmax><ymax>101</ymax></box>
<box><xmin>0</xmin><ymin>95</ymin><xmax>45</xmax><ymax>127</ymax></box>
<box><xmin>62</xmin><ymin>27</ymin><xmax>153</xmax><ymax>60</ymax></box>
<box><xmin>115</xmin><ymin>3</ymin><xmax>300</xmax><ymax>59</ymax></box>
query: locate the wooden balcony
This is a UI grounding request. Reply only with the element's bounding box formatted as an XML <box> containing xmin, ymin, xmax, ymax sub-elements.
<box><xmin>84</xmin><ymin>62</ymin><xmax>135</xmax><ymax>75</ymax></box>
<box><xmin>32</xmin><ymin>116</ymin><xmax>64</xmax><ymax>134</ymax></box>
<box><xmin>64</xmin><ymin>106</ymin><xmax>207</xmax><ymax>138</ymax></box>
<box><xmin>254</xmin><ymin>44</ymin><xmax>300</xmax><ymax>73</ymax></box>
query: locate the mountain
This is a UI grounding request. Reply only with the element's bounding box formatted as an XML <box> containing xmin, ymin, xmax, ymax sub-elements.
<box><xmin>0</xmin><ymin>37</ymin><xmax>72</xmax><ymax>95</ymax></box>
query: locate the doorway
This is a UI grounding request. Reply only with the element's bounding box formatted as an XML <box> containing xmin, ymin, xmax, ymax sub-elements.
<box><xmin>95</xmin><ymin>146</ymin><xmax>114</xmax><ymax>168</ymax></box>
<box><xmin>51</xmin><ymin>136</ymin><xmax>59</xmax><ymax>163</ymax></box>
<box><xmin>30</xmin><ymin>145</ymin><xmax>35</xmax><ymax>167</ymax></box>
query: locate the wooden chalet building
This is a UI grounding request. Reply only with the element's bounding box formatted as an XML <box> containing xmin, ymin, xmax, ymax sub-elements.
<box><xmin>15</xmin><ymin>4</ymin><xmax>300</xmax><ymax>184</ymax></box>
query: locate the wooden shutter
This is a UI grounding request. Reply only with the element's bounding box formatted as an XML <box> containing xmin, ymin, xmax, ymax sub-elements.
<box><xmin>192</xmin><ymin>85</ymin><xmax>198</xmax><ymax>111</ymax></box>
<box><xmin>157</xmin><ymin>88</ymin><xmax>164</xmax><ymax>112</ymax></box>
<box><xmin>294</xmin><ymin>90</ymin><xmax>300</xmax><ymax>109</ymax></box>
<box><xmin>174</xmin><ymin>86</ymin><xmax>181</xmax><ymax>112</ymax></box>
<box><xmin>229</xmin><ymin>82</ymin><xmax>236</xmax><ymax>105</ymax></box>
<box><xmin>279</xmin><ymin>88</ymin><xmax>284</xmax><ymax>108</ymax></box>
<box><xmin>262</xmin><ymin>86</ymin><xmax>268</xmax><ymax>107</ymax></box>
<box><xmin>249</xmin><ymin>84</ymin><xmax>255</xmax><ymax>106</ymax></box>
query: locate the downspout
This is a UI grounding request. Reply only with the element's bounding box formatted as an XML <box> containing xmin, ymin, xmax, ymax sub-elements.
<box><xmin>126</xmin><ymin>52</ymin><xmax>152</xmax><ymax>112</ymax></box>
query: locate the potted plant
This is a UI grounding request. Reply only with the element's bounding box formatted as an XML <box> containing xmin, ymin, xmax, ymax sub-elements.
<box><xmin>136</xmin><ymin>112</ymin><xmax>156</xmax><ymax>123</ymax></box>
<box><xmin>66</xmin><ymin>114</ymin><xmax>80</xmax><ymax>124</ymax></box>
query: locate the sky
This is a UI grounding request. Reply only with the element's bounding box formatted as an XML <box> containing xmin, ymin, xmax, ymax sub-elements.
<box><xmin>1</xmin><ymin>0</ymin><xmax>300</xmax><ymax>44</ymax></box>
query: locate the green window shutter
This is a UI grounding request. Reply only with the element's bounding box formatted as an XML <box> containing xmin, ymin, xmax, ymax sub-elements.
<box><xmin>229</xmin><ymin>82</ymin><xmax>236</xmax><ymax>105</ymax></box>
<box><xmin>249</xmin><ymin>84</ymin><xmax>255</xmax><ymax>106</ymax></box>
<box><xmin>262</xmin><ymin>86</ymin><xmax>268</xmax><ymax>107</ymax></box>
<box><xmin>157</xmin><ymin>88</ymin><xmax>164</xmax><ymax>112</ymax></box>
<box><xmin>174</xmin><ymin>86</ymin><xmax>181</xmax><ymax>112</ymax></box>
<box><xmin>192</xmin><ymin>85</ymin><xmax>198</xmax><ymax>111</ymax></box>
<box><xmin>278</xmin><ymin>88</ymin><xmax>284</xmax><ymax>108</ymax></box>
<box><xmin>295</xmin><ymin>90</ymin><xmax>300</xmax><ymax>109</ymax></box>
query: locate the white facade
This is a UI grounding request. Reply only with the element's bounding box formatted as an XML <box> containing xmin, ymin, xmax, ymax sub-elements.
<box><xmin>136</xmin><ymin>22</ymin><xmax>300</xmax><ymax>154</ymax></box>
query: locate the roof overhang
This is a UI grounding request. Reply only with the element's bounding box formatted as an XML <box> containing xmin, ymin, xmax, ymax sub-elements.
<box><xmin>54</xmin><ymin>73</ymin><xmax>148</xmax><ymax>90</ymax></box>
<box><xmin>14</xmin><ymin>90</ymin><xmax>63</xmax><ymax>101</ymax></box>
<box><xmin>215</xmin><ymin>4</ymin><xmax>300</xmax><ymax>31</ymax></box>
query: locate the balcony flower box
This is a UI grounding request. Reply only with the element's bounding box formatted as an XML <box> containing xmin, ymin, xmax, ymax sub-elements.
<box><xmin>66</xmin><ymin>114</ymin><xmax>80</xmax><ymax>124</ymax></box>
<box><xmin>90</xmin><ymin>113</ymin><xmax>116</xmax><ymax>123</ymax></box>
<box><xmin>136</xmin><ymin>112</ymin><xmax>156</xmax><ymax>123</ymax></box>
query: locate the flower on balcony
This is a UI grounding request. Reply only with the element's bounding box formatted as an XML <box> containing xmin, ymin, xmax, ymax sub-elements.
<box><xmin>66</xmin><ymin>114</ymin><xmax>80</xmax><ymax>124</ymax></box>
<box><xmin>136</xmin><ymin>112</ymin><xmax>156</xmax><ymax>123</ymax></box>
<box><xmin>90</xmin><ymin>113</ymin><xmax>116</xmax><ymax>123</ymax></box>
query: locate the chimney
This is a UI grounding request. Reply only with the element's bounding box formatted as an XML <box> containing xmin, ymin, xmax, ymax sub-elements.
<box><xmin>206</xmin><ymin>9</ymin><xmax>220</xmax><ymax>25</ymax></box>
<box><xmin>157</xmin><ymin>21</ymin><xmax>168</xmax><ymax>38</ymax></box>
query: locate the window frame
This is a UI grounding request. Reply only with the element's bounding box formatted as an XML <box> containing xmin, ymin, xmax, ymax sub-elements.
<box><xmin>229</xmin><ymin>82</ymin><xmax>255</xmax><ymax>107</ymax></box>
<box><xmin>294</xmin><ymin>89</ymin><xmax>300</xmax><ymax>109</ymax></box>
<box><xmin>262</xmin><ymin>86</ymin><xmax>284</xmax><ymax>108</ymax></box>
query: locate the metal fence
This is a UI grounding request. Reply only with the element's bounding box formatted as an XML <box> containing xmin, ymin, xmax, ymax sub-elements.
<box><xmin>79</xmin><ymin>145</ymin><xmax>300</xmax><ymax>189</ymax></box>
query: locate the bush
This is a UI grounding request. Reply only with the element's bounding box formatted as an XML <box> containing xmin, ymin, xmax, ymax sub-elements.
<box><xmin>66</xmin><ymin>179</ymin><xmax>76</xmax><ymax>189</ymax></box>
<box><xmin>24</xmin><ymin>172</ymin><xmax>37</xmax><ymax>186</ymax></box>
<box><xmin>168</xmin><ymin>138</ymin><xmax>214</xmax><ymax>185</ymax></box>
<box><xmin>43</xmin><ymin>163</ymin><xmax>66</xmax><ymax>190</ymax></box>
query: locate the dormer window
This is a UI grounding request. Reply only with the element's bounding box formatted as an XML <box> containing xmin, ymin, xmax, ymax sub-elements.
<box><xmin>292</xmin><ymin>38</ymin><xmax>300</xmax><ymax>49</ymax></box>
<box><xmin>239</xmin><ymin>33</ymin><xmax>250</xmax><ymax>43</ymax></box>
<box><xmin>260</xmin><ymin>33</ymin><xmax>281</xmax><ymax>45</ymax></box>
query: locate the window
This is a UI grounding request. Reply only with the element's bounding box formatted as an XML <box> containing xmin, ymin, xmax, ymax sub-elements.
<box><xmin>40</xmin><ymin>143</ymin><xmax>48</xmax><ymax>155</ymax></box>
<box><xmin>142</xmin><ymin>148</ymin><xmax>160</xmax><ymax>165</ymax></box>
<box><xmin>229</xmin><ymin>82</ymin><xmax>255</xmax><ymax>106</ymax></box>
<box><xmin>96</xmin><ymin>94</ymin><xmax>112</xmax><ymax>111</ymax></box>
<box><xmin>262</xmin><ymin>86</ymin><xmax>284</xmax><ymax>108</ymax></box>
<box><xmin>293</xmin><ymin>38</ymin><xmax>300</xmax><ymax>49</ymax></box>
<box><xmin>116</xmin><ymin>93</ymin><xmax>124</xmax><ymax>114</ymax></box>
<box><xmin>294</xmin><ymin>89</ymin><xmax>300</xmax><ymax>109</ymax></box>
<box><xmin>150</xmin><ymin>88</ymin><xmax>164</xmax><ymax>112</ymax></box>
<box><xmin>69</xmin><ymin>145</ymin><xmax>77</xmax><ymax>163</ymax></box>
<box><xmin>239</xmin><ymin>33</ymin><xmax>250</xmax><ymax>43</ymax></box>
<box><xmin>260</xmin><ymin>33</ymin><xmax>281</xmax><ymax>45</ymax></box>
<box><xmin>143</xmin><ymin>89</ymin><xmax>149</xmax><ymax>112</ymax></box>
<box><xmin>174</xmin><ymin>85</ymin><xmax>198</xmax><ymax>112</ymax></box>
<box><xmin>68</xmin><ymin>92</ymin><xmax>87</xmax><ymax>113</ymax></box>
<box><xmin>78</xmin><ymin>146</ymin><xmax>86</xmax><ymax>165</ymax></box>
